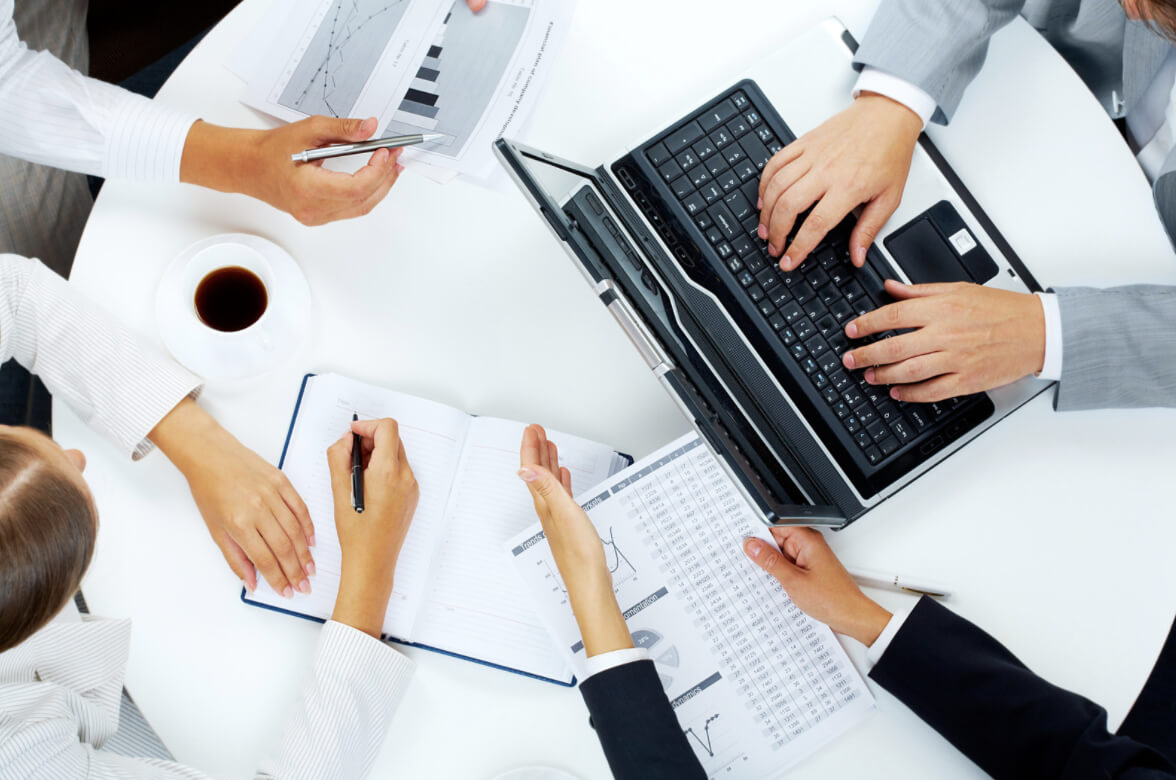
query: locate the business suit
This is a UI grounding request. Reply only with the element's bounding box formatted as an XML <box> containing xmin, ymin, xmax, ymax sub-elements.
<box><xmin>854</xmin><ymin>0</ymin><xmax>1176</xmax><ymax>411</ymax></box>
<box><xmin>871</xmin><ymin>597</ymin><xmax>1175</xmax><ymax>778</ymax></box>
<box><xmin>579</xmin><ymin>660</ymin><xmax>707</xmax><ymax>780</ymax></box>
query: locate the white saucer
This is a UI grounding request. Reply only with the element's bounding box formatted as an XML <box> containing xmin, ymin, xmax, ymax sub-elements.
<box><xmin>156</xmin><ymin>234</ymin><xmax>312</xmax><ymax>382</ymax></box>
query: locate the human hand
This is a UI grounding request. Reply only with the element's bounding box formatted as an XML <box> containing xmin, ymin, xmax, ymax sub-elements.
<box><xmin>743</xmin><ymin>527</ymin><xmax>891</xmax><ymax>646</ymax></box>
<box><xmin>842</xmin><ymin>280</ymin><xmax>1045</xmax><ymax>403</ymax></box>
<box><xmin>328</xmin><ymin>418</ymin><xmax>419</xmax><ymax>638</ymax></box>
<box><xmin>757</xmin><ymin>94</ymin><xmax>921</xmax><ymax>271</ymax></box>
<box><xmin>466</xmin><ymin>0</ymin><xmax>487</xmax><ymax>9</ymax></box>
<box><xmin>149</xmin><ymin>399</ymin><xmax>314</xmax><ymax>598</ymax></box>
<box><xmin>518</xmin><ymin>424</ymin><xmax>632</xmax><ymax>656</ymax></box>
<box><xmin>181</xmin><ymin>116</ymin><xmax>404</xmax><ymax>226</ymax></box>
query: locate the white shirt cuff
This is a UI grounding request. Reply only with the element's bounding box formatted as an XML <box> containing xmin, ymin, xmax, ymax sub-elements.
<box><xmin>105</xmin><ymin>96</ymin><xmax>199</xmax><ymax>183</ymax></box>
<box><xmin>1035</xmin><ymin>292</ymin><xmax>1063</xmax><ymax>381</ymax></box>
<box><xmin>865</xmin><ymin>605</ymin><xmax>913</xmax><ymax>669</ymax></box>
<box><xmin>854</xmin><ymin>67</ymin><xmax>937</xmax><ymax>129</ymax></box>
<box><xmin>582</xmin><ymin>647</ymin><xmax>650</xmax><ymax>680</ymax></box>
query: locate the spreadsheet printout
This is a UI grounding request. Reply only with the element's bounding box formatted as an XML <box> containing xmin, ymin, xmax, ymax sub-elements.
<box><xmin>508</xmin><ymin>433</ymin><xmax>874</xmax><ymax>776</ymax></box>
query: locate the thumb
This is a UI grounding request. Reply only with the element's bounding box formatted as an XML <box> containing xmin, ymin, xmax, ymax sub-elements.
<box><xmin>743</xmin><ymin>537</ymin><xmax>801</xmax><ymax>587</ymax></box>
<box><xmin>310</xmin><ymin>115</ymin><xmax>378</xmax><ymax>144</ymax></box>
<box><xmin>848</xmin><ymin>194</ymin><xmax>898</xmax><ymax>267</ymax></box>
<box><xmin>518</xmin><ymin>465</ymin><xmax>563</xmax><ymax>501</ymax></box>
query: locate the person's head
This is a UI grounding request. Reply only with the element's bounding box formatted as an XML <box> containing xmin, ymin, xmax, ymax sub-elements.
<box><xmin>0</xmin><ymin>426</ymin><xmax>94</xmax><ymax>653</ymax></box>
<box><xmin>1123</xmin><ymin>0</ymin><xmax>1176</xmax><ymax>38</ymax></box>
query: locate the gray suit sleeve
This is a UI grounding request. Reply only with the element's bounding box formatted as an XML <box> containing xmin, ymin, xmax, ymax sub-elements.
<box><xmin>1053</xmin><ymin>285</ymin><xmax>1176</xmax><ymax>411</ymax></box>
<box><xmin>852</xmin><ymin>0</ymin><xmax>1027</xmax><ymax>124</ymax></box>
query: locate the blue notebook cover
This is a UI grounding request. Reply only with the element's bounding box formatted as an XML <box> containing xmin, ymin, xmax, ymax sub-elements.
<box><xmin>241</xmin><ymin>373</ymin><xmax>632</xmax><ymax>688</ymax></box>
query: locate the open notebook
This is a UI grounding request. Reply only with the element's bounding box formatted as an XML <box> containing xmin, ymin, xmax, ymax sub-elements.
<box><xmin>243</xmin><ymin>373</ymin><xmax>630</xmax><ymax>685</ymax></box>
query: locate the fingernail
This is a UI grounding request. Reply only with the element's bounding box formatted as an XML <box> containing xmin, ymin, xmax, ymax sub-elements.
<box><xmin>864</xmin><ymin>368</ymin><xmax>875</xmax><ymax>383</ymax></box>
<box><xmin>282</xmin><ymin>585</ymin><xmax>293</xmax><ymax>599</ymax></box>
<box><xmin>306</xmin><ymin>560</ymin><xmax>316</xmax><ymax>577</ymax></box>
<box><xmin>855</xmin><ymin>246</ymin><xmax>867</xmax><ymax>265</ymax></box>
<box><xmin>757</xmin><ymin>224</ymin><xmax>768</xmax><ymax>239</ymax></box>
<box><xmin>309</xmin><ymin>534</ymin><xmax>317</xmax><ymax>548</ymax></box>
<box><xmin>743</xmin><ymin>538</ymin><xmax>762</xmax><ymax>559</ymax></box>
<box><xmin>843</xmin><ymin>352</ymin><xmax>856</xmax><ymax>369</ymax></box>
<box><xmin>517</xmin><ymin>468</ymin><xmax>538</xmax><ymax>483</ymax></box>
<box><xmin>781</xmin><ymin>254</ymin><xmax>792</xmax><ymax>268</ymax></box>
<box><xmin>890</xmin><ymin>388</ymin><xmax>901</xmax><ymax>400</ymax></box>
<box><xmin>846</xmin><ymin>322</ymin><xmax>859</xmax><ymax>338</ymax></box>
<box><xmin>297</xmin><ymin>579</ymin><xmax>311</xmax><ymax>595</ymax></box>
<box><xmin>768</xmin><ymin>243</ymin><xmax>778</xmax><ymax>256</ymax></box>
<box><xmin>756</xmin><ymin>197</ymin><xmax>763</xmax><ymax>209</ymax></box>
<box><xmin>242</xmin><ymin>580</ymin><xmax>255</xmax><ymax>594</ymax></box>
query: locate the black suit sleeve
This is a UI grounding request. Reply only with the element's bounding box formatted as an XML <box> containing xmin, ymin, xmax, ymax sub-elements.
<box><xmin>578</xmin><ymin>659</ymin><xmax>707</xmax><ymax>780</ymax></box>
<box><xmin>870</xmin><ymin>597</ymin><xmax>1175</xmax><ymax>779</ymax></box>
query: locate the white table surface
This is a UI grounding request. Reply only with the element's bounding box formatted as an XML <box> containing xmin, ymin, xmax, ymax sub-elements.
<box><xmin>54</xmin><ymin>0</ymin><xmax>1176</xmax><ymax>778</ymax></box>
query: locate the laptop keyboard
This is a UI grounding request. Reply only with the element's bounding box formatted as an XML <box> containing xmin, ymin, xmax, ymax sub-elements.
<box><xmin>637</xmin><ymin>88</ymin><xmax>980</xmax><ymax>470</ymax></box>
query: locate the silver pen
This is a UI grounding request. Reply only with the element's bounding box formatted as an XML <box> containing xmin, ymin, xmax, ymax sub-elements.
<box><xmin>290</xmin><ymin>132</ymin><xmax>447</xmax><ymax>163</ymax></box>
<box><xmin>847</xmin><ymin>567</ymin><xmax>952</xmax><ymax>598</ymax></box>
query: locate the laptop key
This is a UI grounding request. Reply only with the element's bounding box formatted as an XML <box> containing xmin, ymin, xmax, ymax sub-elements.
<box><xmin>768</xmin><ymin>312</ymin><xmax>786</xmax><ymax>330</ymax></box>
<box><xmin>811</xmin><ymin>372</ymin><xmax>829</xmax><ymax>390</ymax></box>
<box><xmin>844</xmin><ymin>415</ymin><xmax>861</xmax><ymax>434</ymax></box>
<box><xmin>682</xmin><ymin>192</ymin><xmax>707</xmax><ymax>217</ymax></box>
<box><xmin>672</xmin><ymin>176</ymin><xmax>695</xmax><ymax>200</ymax></box>
<box><xmin>709</xmin><ymin>203</ymin><xmax>740</xmax><ymax>239</ymax></box>
<box><xmin>687</xmin><ymin>164</ymin><xmax>712</xmax><ymax>188</ymax></box>
<box><xmin>730</xmin><ymin>256</ymin><xmax>747</xmax><ymax>275</ymax></box>
<box><xmin>755</xmin><ymin>126</ymin><xmax>776</xmax><ymax>145</ymax></box>
<box><xmin>737</xmin><ymin>270</ymin><xmax>755</xmax><ymax>287</ymax></box>
<box><xmin>830</xmin><ymin>299</ymin><xmax>854</xmax><ymax>322</ymax></box>
<box><xmin>794</xmin><ymin>317</ymin><xmax>816</xmax><ymax>341</ymax></box>
<box><xmin>878</xmin><ymin>436</ymin><xmax>899</xmax><ymax>456</ymax></box>
<box><xmin>906</xmin><ymin>405</ymin><xmax>931</xmax><ymax>430</ymax></box>
<box><xmin>865</xmin><ymin>445</ymin><xmax>882</xmax><ymax>465</ymax></box>
<box><xmin>700</xmin><ymin>99</ymin><xmax>739</xmax><ymax>132</ymax></box>
<box><xmin>790</xmin><ymin>343</ymin><xmax>808</xmax><ymax>361</ymax></box>
<box><xmin>695</xmin><ymin>213</ymin><xmax>713</xmax><ymax>231</ymax></box>
<box><xmin>744</xmin><ymin>109</ymin><xmax>763</xmax><ymax>127</ymax></box>
<box><xmin>732</xmin><ymin>235</ymin><xmax>755</xmax><ymax>257</ymax></box>
<box><xmin>794</xmin><ymin>281</ymin><xmax>816</xmax><ymax>304</ymax></box>
<box><xmin>800</xmin><ymin>357</ymin><xmax>819</xmax><ymax>375</ymax></box>
<box><xmin>779</xmin><ymin>327</ymin><xmax>797</xmax><ymax>346</ymax></box>
<box><xmin>725</xmin><ymin>190</ymin><xmax>754</xmax><ymax>221</ymax></box>
<box><xmin>815</xmin><ymin>314</ymin><xmax>838</xmax><ymax>337</ymax></box>
<box><xmin>693</xmin><ymin>138</ymin><xmax>717</xmax><ymax>161</ymax></box>
<box><xmin>832</xmin><ymin>400</ymin><xmax>852</xmax><ymax>418</ymax></box>
<box><xmin>806</xmin><ymin>335</ymin><xmax>829</xmax><ymax>361</ymax></box>
<box><xmin>830</xmin><ymin>370</ymin><xmax>852</xmax><ymax>394</ymax></box>
<box><xmin>728</xmin><ymin>116</ymin><xmax>752</xmax><ymax>138</ymax></box>
<box><xmin>665</xmin><ymin>121</ymin><xmax>704</xmax><ymax>154</ymax></box>
<box><xmin>706</xmin><ymin>226</ymin><xmax>723</xmax><ymax>245</ymax></box>
<box><xmin>701</xmin><ymin>182</ymin><xmax>724</xmax><ymax>203</ymax></box>
<box><xmin>854</xmin><ymin>403</ymin><xmax>875</xmax><ymax>426</ymax></box>
<box><xmin>715</xmin><ymin>242</ymin><xmax>733</xmax><ymax>260</ymax></box>
<box><xmin>876</xmin><ymin>401</ymin><xmax>901</xmax><ymax>424</ymax></box>
<box><xmin>718</xmin><ymin>171</ymin><xmax>740</xmax><ymax>193</ymax></box>
<box><xmin>890</xmin><ymin>419</ymin><xmax>913</xmax><ymax>444</ymax></box>
<box><xmin>843</xmin><ymin>387</ymin><xmax>865</xmax><ymax>409</ymax></box>
<box><xmin>723</xmin><ymin>142</ymin><xmax>746</xmax><ymax>165</ymax></box>
<box><xmin>843</xmin><ymin>280</ymin><xmax>867</xmax><ymax>304</ymax></box>
<box><xmin>676</xmin><ymin>149</ymin><xmax>700</xmax><ymax>170</ymax></box>
<box><xmin>740</xmin><ymin>135</ymin><xmax>771</xmax><ymax>168</ymax></box>
<box><xmin>818</xmin><ymin>351</ymin><xmax>840</xmax><ymax>375</ymax></box>
<box><xmin>706</xmin><ymin>156</ymin><xmax>728</xmax><ymax>177</ymax></box>
<box><xmin>828</xmin><ymin>332</ymin><xmax>849</xmax><ymax>355</ymax></box>
<box><xmin>731</xmin><ymin>91</ymin><xmax>750</xmax><ymax>110</ymax></box>
<box><xmin>854</xmin><ymin>430</ymin><xmax>872</xmax><ymax>449</ymax></box>
<box><xmin>803</xmin><ymin>297</ymin><xmax>828</xmax><ymax>322</ymax></box>
<box><xmin>711</xmin><ymin>128</ymin><xmax>734</xmax><ymax>149</ymax></box>
<box><xmin>647</xmin><ymin>142</ymin><xmax>671</xmax><ymax>167</ymax></box>
<box><xmin>748</xmin><ymin>285</ymin><xmax>765</xmax><ymax>302</ymax></box>
<box><xmin>822</xmin><ymin>386</ymin><xmax>840</xmax><ymax>405</ymax></box>
<box><xmin>745</xmin><ymin>254</ymin><xmax>766</xmax><ymax>273</ymax></box>
<box><xmin>779</xmin><ymin>301</ymin><xmax>804</xmax><ymax>324</ymax></box>
<box><xmin>806</xmin><ymin>266</ymin><xmax>830</xmax><ymax>288</ymax></box>
<box><xmin>734</xmin><ymin>159</ymin><xmax>758</xmax><ymax>182</ymax></box>
<box><xmin>866</xmin><ymin>420</ymin><xmax>888</xmax><ymax>442</ymax></box>
<box><xmin>659</xmin><ymin>159</ymin><xmax>683</xmax><ymax>182</ymax></box>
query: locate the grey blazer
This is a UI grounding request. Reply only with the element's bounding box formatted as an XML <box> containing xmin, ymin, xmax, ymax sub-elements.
<box><xmin>854</xmin><ymin>0</ymin><xmax>1176</xmax><ymax>410</ymax></box>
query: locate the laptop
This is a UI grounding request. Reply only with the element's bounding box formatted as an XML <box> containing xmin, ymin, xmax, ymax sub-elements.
<box><xmin>494</xmin><ymin>19</ymin><xmax>1050</xmax><ymax>528</ymax></box>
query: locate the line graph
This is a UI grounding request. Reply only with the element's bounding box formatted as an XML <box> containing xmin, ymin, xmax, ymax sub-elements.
<box><xmin>684</xmin><ymin>714</ymin><xmax>721</xmax><ymax>758</ymax></box>
<box><xmin>601</xmin><ymin>526</ymin><xmax>638</xmax><ymax>585</ymax></box>
<box><xmin>279</xmin><ymin>0</ymin><xmax>410</xmax><ymax>118</ymax></box>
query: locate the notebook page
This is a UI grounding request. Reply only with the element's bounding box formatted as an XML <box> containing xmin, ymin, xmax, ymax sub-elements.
<box><xmin>508</xmin><ymin>433</ymin><xmax>874</xmax><ymax>777</ymax></box>
<box><xmin>247</xmin><ymin>373</ymin><xmax>470</xmax><ymax>641</ymax></box>
<box><xmin>409</xmin><ymin>417</ymin><xmax>625</xmax><ymax>683</ymax></box>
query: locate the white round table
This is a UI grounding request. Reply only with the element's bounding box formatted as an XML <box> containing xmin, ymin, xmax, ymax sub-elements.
<box><xmin>56</xmin><ymin>1</ymin><xmax>1176</xmax><ymax>777</ymax></box>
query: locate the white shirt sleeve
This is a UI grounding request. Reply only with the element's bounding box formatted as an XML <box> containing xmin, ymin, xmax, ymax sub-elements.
<box><xmin>865</xmin><ymin>605</ymin><xmax>914</xmax><ymax>669</ymax></box>
<box><xmin>0</xmin><ymin>254</ymin><xmax>201</xmax><ymax>459</ymax></box>
<box><xmin>0</xmin><ymin>0</ymin><xmax>197</xmax><ymax>181</ymax></box>
<box><xmin>258</xmin><ymin>621</ymin><xmax>416</xmax><ymax>780</ymax></box>
<box><xmin>583</xmin><ymin>647</ymin><xmax>651</xmax><ymax>680</ymax></box>
<box><xmin>1035</xmin><ymin>292</ymin><xmax>1063</xmax><ymax>382</ymax></box>
<box><xmin>854</xmin><ymin>67</ymin><xmax>938</xmax><ymax>129</ymax></box>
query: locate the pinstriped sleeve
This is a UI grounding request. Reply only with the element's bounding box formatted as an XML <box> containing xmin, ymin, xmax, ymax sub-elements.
<box><xmin>0</xmin><ymin>0</ymin><xmax>197</xmax><ymax>181</ymax></box>
<box><xmin>0</xmin><ymin>254</ymin><xmax>201</xmax><ymax>459</ymax></box>
<box><xmin>256</xmin><ymin>621</ymin><xmax>415</xmax><ymax>780</ymax></box>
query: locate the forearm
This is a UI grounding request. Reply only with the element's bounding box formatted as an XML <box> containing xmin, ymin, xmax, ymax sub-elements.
<box><xmin>257</xmin><ymin>620</ymin><xmax>414</xmax><ymax>780</ymax></box>
<box><xmin>870</xmin><ymin>598</ymin><xmax>1172</xmax><ymax>778</ymax></box>
<box><xmin>0</xmin><ymin>255</ymin><xmax>199</xmax><ymax>458</ymax></box>
<box><xmin>852</xmin><ymin>0</ymin><xmax>1027</xmax><ymax>123</ymax></box>
<box><xmin>1053</xmin><ymin>285</ymin><xmax>1176</xmax><ymax>410</ymax></box>
<box><xmin>180</xmin><ymin>121</ymin><xmax>266</xmax><ymax>197</ymax></box>
<box><xmin>568</xmin><ymin>573</ymin><xmax>634</xmax><ymax>657</ymax></box>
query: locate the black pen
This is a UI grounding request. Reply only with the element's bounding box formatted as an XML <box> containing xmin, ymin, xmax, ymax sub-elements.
<box><xmin>351</xmin><ymin>413</ymin><xmax>364</xmax><ymax>514</ymax></box>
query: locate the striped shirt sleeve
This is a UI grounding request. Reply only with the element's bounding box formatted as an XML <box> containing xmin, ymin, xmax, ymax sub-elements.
<box><xmin>257</xmin><ymin>621</ymin><xmax>416</xmax><ymax>780</ymax></box>
<box><xmin>0</xmin><ymin>254</ymin><xmax>201</xmax><ymax>459</ymax></box>
<box><xmin>0</xmin><ymin>0</ymin><xmax>197</xmax><ymax>181</ymax></box>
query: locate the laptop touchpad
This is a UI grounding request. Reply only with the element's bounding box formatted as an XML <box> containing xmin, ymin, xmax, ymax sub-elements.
<box><xmin>883</xmin><ymin>200</ymin><xmax>998</xmax><ymax>285</ymax></box>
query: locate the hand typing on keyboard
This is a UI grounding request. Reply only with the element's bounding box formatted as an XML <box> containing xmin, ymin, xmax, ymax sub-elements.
<box><xmin>755</xmin><ymin>94</ymin><xmax>921</xmax><ymax>272</ymax></box>
<box><xmin>841</xmin><ymin>280</ymin><xmax>1045</xmax><ymax>402</ymax></box>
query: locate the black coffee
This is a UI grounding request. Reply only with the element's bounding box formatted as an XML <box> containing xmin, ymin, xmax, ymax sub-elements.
<box><xmin>194</xmin><ymin>266</ymin><xmax>268</xmax><ymax>332</ymax></box>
